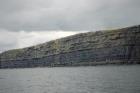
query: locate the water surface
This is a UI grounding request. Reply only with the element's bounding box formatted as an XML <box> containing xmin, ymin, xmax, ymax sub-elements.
<box><xmin>0</xmin><ymin>65</ymin><xmax>140</xmax><ymax>93</ymax></box>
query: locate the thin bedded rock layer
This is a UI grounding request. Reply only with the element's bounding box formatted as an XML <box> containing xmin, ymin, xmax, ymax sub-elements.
<box><xmin>0</xmin><ymin>25</ymin><xmax>140</xmax><ymax>68</ymax></box>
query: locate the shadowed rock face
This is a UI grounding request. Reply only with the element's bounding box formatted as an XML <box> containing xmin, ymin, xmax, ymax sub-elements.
<box><xmin>0</xmin><ymin>25</ymin><xmax>140</xmax><ymax>68</ymax></box>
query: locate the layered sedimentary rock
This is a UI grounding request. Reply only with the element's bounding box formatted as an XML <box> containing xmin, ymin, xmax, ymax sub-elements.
<box><xmin>0</xmin><ymin>25</ymin><xmax>140</xmax><ymax>68</ymax></box>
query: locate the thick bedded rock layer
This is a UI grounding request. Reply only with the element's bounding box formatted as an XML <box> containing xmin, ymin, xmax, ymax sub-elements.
<box><xmin>0</xmin><ymin>25</ymin><xmax>140</xmax><ymax>68</ymax></box>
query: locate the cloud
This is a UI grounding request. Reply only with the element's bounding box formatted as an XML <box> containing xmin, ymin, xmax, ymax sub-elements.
<box><xmin>0</xmin><ymin>0</ymin><xmax>140</xmax><ymax>31</ymax></box>
<box><xmin>0</xmin><ymin>29</ymin><xmax>19</xmax><ymax>52</ymax></box>
<box><xmin>0</xmin><ymin>30</ymin><xmax>86</xmax><ymax>52</ymax></box>
<box><xmin>16</xmin><ymin>30</ymin><xmax>85</xmax><ymax>48</ymax></box>
<box><xmin>0</xmin><ymin>0</ymin><xmax>140</xmax><ymax>52</ymax></box>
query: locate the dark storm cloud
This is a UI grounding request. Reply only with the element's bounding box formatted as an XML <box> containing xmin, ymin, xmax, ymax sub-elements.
<box><xmin>0</xmin><ymin>0</ymin><xmax>140</xmax><ymax>31</ymax></box>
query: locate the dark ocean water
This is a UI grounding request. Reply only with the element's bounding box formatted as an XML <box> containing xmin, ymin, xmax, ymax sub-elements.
<box><xmin>0</xmin><ymin>65</ymin><xmax>140</xmax><ymax>93</ymax></box>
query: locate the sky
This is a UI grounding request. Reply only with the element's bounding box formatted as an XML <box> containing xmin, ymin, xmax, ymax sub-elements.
<box><xmin>0</xmin><ymin>0</ymin><xmax>140</xmax><ymax>52</ymax></box>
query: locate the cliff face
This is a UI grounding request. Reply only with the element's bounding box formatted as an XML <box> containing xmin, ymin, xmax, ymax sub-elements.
<box><xmin>0</xmin><ymin>25</ymin><xmax>140</xmax><ymax>68</ymax></box>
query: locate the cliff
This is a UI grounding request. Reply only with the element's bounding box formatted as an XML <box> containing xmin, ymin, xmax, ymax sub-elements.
<box><xmin>0</xmin><ymin>25</ymin><xmax>140</xmax><ymax>68</ymax></box>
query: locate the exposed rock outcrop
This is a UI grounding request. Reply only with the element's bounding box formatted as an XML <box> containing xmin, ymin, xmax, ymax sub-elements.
<box><xmin>0</xmin><ymin>25</ymin><xmax>140</xmax><ymax>68</ymax></box>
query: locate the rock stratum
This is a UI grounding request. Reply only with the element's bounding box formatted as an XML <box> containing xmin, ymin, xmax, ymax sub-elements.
<box><xmin>0</xmin><ymin>25</ymin><xmax>140</xmax><ymax>68</ymax></box>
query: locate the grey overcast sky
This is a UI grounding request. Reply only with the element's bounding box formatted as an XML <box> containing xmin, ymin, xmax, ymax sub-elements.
<box><xmin>0</xmin><ymin>0</ymin><xmax>140</xmax><ymax>52</ymax></box>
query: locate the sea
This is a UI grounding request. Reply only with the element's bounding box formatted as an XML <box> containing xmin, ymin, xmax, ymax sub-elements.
<box><xmin>0</xmin><ymin>65</ymin><xmax>140</xmax><ymax>93</ymax></box>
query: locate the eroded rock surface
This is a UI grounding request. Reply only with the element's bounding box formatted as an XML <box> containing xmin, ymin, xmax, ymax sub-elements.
<box><xmin>0</xmin><ymin>25</ymin><xmax>140</xmax><ymax>68</ymax></box>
